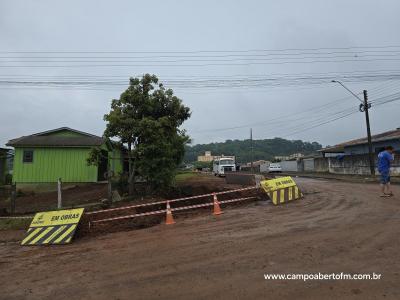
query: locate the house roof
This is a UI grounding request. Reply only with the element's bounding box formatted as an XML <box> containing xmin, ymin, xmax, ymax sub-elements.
<box><xmin>6</xmin><ymin>127</ymin><xmax>105</xmax><ymax>147</ymax></box>
<box><xmin>320</xmin><ymin>128</ymin><xmax>400</xmax><ymax>153</ymax></box>
<box><xmin>30</xmin><ymin>127</ymin><xmax>99</xmax><ymax>137</ymax></box>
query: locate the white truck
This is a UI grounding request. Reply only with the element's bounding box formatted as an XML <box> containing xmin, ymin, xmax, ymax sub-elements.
<box><xmin>213</xmin><ymin>157</ymin><xmax>236</xmax><ymax>176</ymax></box>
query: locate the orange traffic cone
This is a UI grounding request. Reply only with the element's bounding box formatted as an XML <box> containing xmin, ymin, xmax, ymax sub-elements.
<box><xmin>165</xmin><ymin>201</ymin><xmax>175</xmax><ymax>225</ymax></box>
<box><xmin>213</xmin><ymin>193</ymin><xmax>223</xmax><ymax>215</ymax></box>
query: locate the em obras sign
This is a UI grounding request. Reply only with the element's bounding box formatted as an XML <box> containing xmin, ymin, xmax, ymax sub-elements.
<box><xmin>260</xmin><ymin>176</ymin><xmax>303</xmax><ymax>205</ymax></box>
<box><xmin>21</xmin><ymin>208</ymin><xmax>84</xmax><ymax>246</ymax></box>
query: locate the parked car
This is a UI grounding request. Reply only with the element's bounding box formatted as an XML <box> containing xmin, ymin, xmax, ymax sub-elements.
<box><xmin>268</xmin><ymin>163</ymin><xmax>282</xmax><ymax>173</ymax></box>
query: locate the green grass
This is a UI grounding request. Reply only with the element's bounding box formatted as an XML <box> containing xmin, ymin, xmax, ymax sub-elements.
<box><xmin>0</xmin><ymin>218</ymin><xmax>32</xmax><ymax>230</ymax></box>
<box><xmin>175</xmin><ymin>171</ymin><xmax>199</xmax><ymax>183</ymax></box>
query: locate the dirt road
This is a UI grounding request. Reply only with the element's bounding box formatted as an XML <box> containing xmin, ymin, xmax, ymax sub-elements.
<box><xmin>1</xmin><ymin>178</ymin><xmax>400</xmax><ymax>299</ymax></box>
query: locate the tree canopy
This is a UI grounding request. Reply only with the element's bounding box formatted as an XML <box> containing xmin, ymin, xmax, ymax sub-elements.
<box><xmin>104</xmin><ymin>74</ymin><xmax>191</xmax><ymax>192</ymax></box>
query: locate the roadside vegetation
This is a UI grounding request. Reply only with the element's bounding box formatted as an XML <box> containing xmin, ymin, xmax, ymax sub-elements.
<box><xmin>0</xmin><ymin>218</ymin><xmax>32</xmax><ymax>230</ymax></box>
<box><xmin>174</xmin><ymin>171</ymin><xmax>199</xmax><ymax>183</ymax></box>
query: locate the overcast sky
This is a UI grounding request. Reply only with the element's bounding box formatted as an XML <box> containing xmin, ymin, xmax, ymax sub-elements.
<box><xmin>1</xmin><ymin>0</ymin><xmax>400</xmax><ymax>148</ymax></box>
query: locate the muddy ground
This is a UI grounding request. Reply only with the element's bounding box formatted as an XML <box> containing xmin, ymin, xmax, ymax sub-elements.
<box><xmin>1</xmin><ymin>177</ymin><xmax>400</xmax><ymax>299</ymax></box>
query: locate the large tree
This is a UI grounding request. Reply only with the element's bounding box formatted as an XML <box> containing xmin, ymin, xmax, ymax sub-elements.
<box><xmin>104</xmin><ymin>74</ymin><xmax>191</xmax><ymax>194</ymax></box>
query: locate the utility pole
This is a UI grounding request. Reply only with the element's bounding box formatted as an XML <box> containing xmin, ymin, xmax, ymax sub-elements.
<box><xmin>250</xmin><ymin>128</ymin><xmax>254</xmax><ymax>173</ymax></box>
<box><xmin>363</xmin><ymin>90</ymin><xmax>375</xmax><ymax>175</ymax></box>
<box><xmin>332</xmin><ymin>80</ymin><xmax>376</xmax><ymax>176</ymax></box>
<box><xmin>10</xmin><ymin>182</ymin><xmax>16</xmax><ymax>214</ymax></box>
<box><xmin>57</xmin><ymin>178</ymin><xmax>62</xmax><ymax>209</ymax></box>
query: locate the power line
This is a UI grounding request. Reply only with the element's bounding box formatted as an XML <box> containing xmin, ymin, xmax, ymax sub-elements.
<box><xmin>191</xmin><ymin>87</ymin><xmax>400</xmax><ymax>135</ymax></box>
<box><xmin>2</xmin><ymin>49</ymin><xmax>400</xmax><ymax>59</ymax></box>
<box><xmin>1</xmin><ymin>73</ymin><xmax>400</xmax><ymax>89</ymax></box>
<box><xmin>280</xmin><ymin>110</ymin><xmax>359</xmax><ymax>138</ymax></box>
<box><xmin>282</xmin><ymin>97</ymin><xmax>400</xmax><ymax>138</ymax></box>
<box><xmin>1</xmin><ymin>68</ymin><xmax>399</xmax><ymax>79</ymax></box>
<box><xmin>242</xmin><ymin>95</ymin><xmax>399</xmax><ymax>140</ymax></box>
<box><xmin>193</xmin><ymin>95</ymin><xmax>359</xmax><ymax>133</ymax></box>
<box><xmin>2</xmin><ymin>45</ymin><xmax>400</xmax><ymax>54</ymax></box>
<box><xmin>3</xmin><ymin>53</ymin><xmax>400</xmax><ymax>63</ymax></box>
<box><xmin>2</xmin><ymin>57</ymin><xmax>400</xmax><ymax>67</ymax></box>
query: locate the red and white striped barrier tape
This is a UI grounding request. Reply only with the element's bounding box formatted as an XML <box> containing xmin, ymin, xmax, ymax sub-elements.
<box><xmin>90</xmin><ymin>196</ymin><xmax>258</xmax><ymax>225</ymax></box>
<box><xmin>167</xmin><ymin>186</ymin><xmax>258</xmax><ymax>202</ymax></box>
<box><xmin>86</xmin><ymin>186</ymin><xmax>258</xmax><ymax>215</ymax></box>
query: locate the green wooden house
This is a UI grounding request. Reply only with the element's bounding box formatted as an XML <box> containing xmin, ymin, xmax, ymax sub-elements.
<box><xmin>6</xmin><ymin>127</ymin><xmax>124</xmax><ymax>184</ymax></box>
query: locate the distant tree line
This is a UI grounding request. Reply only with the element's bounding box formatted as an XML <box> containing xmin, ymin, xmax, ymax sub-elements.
<box><xmin>184</xmin><ymin>138</ymin><xmax>322</xmax><ymax>163</ymax></box>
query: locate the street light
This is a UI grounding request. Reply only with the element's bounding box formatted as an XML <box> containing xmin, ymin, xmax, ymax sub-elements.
<box><xmin>331</xmin><ymin>80</ymin><xmax>363</xmax><ymax>103</ymax></box>
<box><xmin>331</xmin><ymin>80</ymin><xmax>375</xmax><ymax>175</ymax></box>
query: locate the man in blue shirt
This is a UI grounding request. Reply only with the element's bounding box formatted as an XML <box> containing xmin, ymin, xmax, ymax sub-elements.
<box><xmin>378</xmin><ymin>146</ymin><xmax>394</xmax><ymax>197</ymax></box>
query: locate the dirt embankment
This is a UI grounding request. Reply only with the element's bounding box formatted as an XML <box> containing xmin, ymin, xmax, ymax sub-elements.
<box><xmin>0</xmin><ymin>183</ymin><xmax>109</xmax><ymax>215</ymax></box>
<box><xmin>82</xmin><ymin>174</ymin><xmax>263</xmax><ymax>235</ymax></box>
<box><xmin>1</xmin><ymin>173</ymin><xmax>260</xmax><ymax>238</ymax></box>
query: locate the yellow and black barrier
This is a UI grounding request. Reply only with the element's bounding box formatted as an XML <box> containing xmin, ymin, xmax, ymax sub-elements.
<box><xmin>260</xmin><ymin>176</ymin><xmax>303</xmax><ymax>205</ymax></box>
<box><xmin>21</xmin><ymin>208</ymin><xmax>84</xmax><ymax>246</ymax></box>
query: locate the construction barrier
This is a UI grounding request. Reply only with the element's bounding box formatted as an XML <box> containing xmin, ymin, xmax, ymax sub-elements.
<box><xmin>90</xmin><ymin>193</ymin><xmax>257</xmax><ymax>225</ymax></box>
<box><xmin>260</xmin><ymin>176</ymin><xmax>303</xmax><ymax>205</ymax></box>
<box><xmin>165</xmin><ymin>201</ymin><xmax>175</xmax><ymax>225</ymax></box>
<box><xmin>21</xmin><ymin>208</ymin><xmax>84</xmax><ymax>246</ymax></box>
<box><xmin>86</xmin><ymin>186</ymin><xmax>258</xmax><ymax>216</ymax></box>
<box><xmin>12</xmin><ymin>180</ymin><xmax>306</xmax><ymax>244</ymax></box>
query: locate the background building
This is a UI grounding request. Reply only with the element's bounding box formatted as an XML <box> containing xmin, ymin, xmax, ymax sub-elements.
<box><xmin>289</xmin><ymin>153</ymin><xmax>304</xmax><ymax>159</ymax></box>
<box><xmin>197</xmin><ymin>151</ymin><xmax>235</xmax><ymax>162</ymax></box>
<box><xmin>197</xmin><ymin>151</ymin><xmax>214</xmax><ymax>162</ymax></box>
<box><xmin>320</xmin><ymin>128</ymin><xmax>400</xmax><ymax>157</ymax></box>
<box><xmin>268</xmin><ymin>128</ymin><xmax>400</xmax><ymax>175</ymax></box>
<box><xmin>273</xmin><ymin>155</ymin><xmax>290</xmax><ymax>161</ymax></box>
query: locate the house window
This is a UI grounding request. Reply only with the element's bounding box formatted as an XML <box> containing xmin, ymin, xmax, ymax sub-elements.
<box><xmin>23</xmin><ymin>150</ymin><xmax>34</xmax><ymax>163</ymax></box>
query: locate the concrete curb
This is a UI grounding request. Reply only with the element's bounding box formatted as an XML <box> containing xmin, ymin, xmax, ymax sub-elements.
<box><xmin>279</xmin><ymin>172</ymin><xmax>400</xmax><ymax>184</ymax></box>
